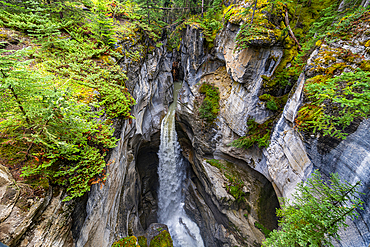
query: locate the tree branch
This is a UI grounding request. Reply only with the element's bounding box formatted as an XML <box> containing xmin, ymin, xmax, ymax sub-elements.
<box><xmin>284</xmin><ymin>7</ymin><xmax>302</xmax><ymax>51</ymax></box>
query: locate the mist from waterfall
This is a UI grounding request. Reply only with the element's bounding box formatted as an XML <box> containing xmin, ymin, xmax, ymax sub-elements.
<box><xmin>157</xmin><ymin>82</ymin><xmax>205</xmax><ymax>247</ymax></box>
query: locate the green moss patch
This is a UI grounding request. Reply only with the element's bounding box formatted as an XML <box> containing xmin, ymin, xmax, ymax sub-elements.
<box><xmin>138</xmin><ymin>236</ymin><xmax>148</xmax><ymax>247</ymax></box>
<box><xmin>112</xmin><ymin>236</ymin><xmax>139</xmax><ymax>247</ymax></box>
<box><xmin>230</xmin><ymin>118</ymin><xmax>273</xmax><ymax>149</ymax></box>
<box><xmin>149</xmin><ymin>230</ymin><xmax>173</xmax><ymax>247</ymax></box>
<box><xmin>198</xmin><ymin>82</ymin><xmax>220</xmax><ymax>122</ymax></box>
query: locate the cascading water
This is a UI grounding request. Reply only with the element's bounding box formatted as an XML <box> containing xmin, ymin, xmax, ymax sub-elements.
<box><xmin>157</xmin><ymin>82</ymin><xmax>205</xmax><ymax>247</ymax></box>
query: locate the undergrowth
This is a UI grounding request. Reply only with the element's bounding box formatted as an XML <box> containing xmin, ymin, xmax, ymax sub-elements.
<box><xmin>0</xmin><ymin>0</ymin><xmax>137</xmax><ymax>201</ymax></box>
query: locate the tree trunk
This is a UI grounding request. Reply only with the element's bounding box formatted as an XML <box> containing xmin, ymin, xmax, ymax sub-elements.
<box><xmin>284</xmin><ymin>8</ymin><xmax>302</xmax><ymax>51</ymax></box>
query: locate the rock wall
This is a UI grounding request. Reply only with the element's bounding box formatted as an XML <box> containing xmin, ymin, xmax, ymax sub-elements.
<box><xmin>175</xmin><ymin>23</ymin><xmax>282</xmax><ymax>246</ymax></box>
<box><xmin>176</xmin><ymin>17</ymin><xmax>370</xmax><ymax>247</ymax></box>
<box><xmin>75</xmin><ymin>42</ymin><xmax>175</xmax><ymax>246</ymax></box>
<box><xmin>0</xmin><ymin>165</ymin><xmax>74</xmax><ymax>247</ymax></box>
<box><xmin>264</xmin><ymin>31</ymin><xmax>370</xmax><ymax>245</ymax></box>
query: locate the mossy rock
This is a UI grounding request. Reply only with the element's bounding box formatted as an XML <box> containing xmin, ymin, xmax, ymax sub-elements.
<box><xmin>112</xmin><ymin>236</ymin><xmax>139</xmax><ymax>247</ymax></box>
<box><xmin>149</xmin><ymin>230</ymin><xmax>173</xmax><ymax>247</ymax></box>
<box><xmin>138</xmin><ymin>236</ymin><xmax>148</xmax><ymax>247</ymax></box>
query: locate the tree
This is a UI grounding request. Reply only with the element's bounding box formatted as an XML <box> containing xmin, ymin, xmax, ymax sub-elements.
<box><xmin>263</xmin><ymin>170</ymin><xmax>364</xmax><ymax>247</ymax></box>
<box><xmin>0</xmin><ymin>48</ymin><xmax>118</xmax><ymax>201</ymax></box>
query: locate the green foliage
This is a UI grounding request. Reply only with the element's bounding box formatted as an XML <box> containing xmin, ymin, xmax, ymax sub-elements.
<box><xmin>225</xmin><ymin>174</ymin><xmax>245</xmax><ymax>201</ymax></box>
<box><xmin>0</xmin><ymin>0</ymin><xmax>136</xmax><ymax>201</ymax></box>
<box><xmin>91</xmin><ymin>1</ymin><xmax>117</xmax><ymax>47</ymax></box>
<box><xmin>231</xmin><ymin>118</ymin><xmax>272</xmax><ymax>149</ymax></box>
<box><xmin>206</xmin><ymin>159</ymin><xmax>225</xmax><ymax>170</ymax></box>
<box><xmin>259</xmin><ymin>93</ymin><xmax>288</xmax><ymax>112</ymax></box>
<box><xmin>266</xmin><ymin>100</ymin><xmax>278</xmax><ymax>111</ymax></box>
<box><xmin>254</xmin><ymin>221</ymin><xmax>271</xmax><ymax>237</ymax></box>
<box><xmin>0</xmin><ymin>48</ymin><xmax>119</xmax><ymax>201</ymax></box>
<box><xmin>263</xmin><ymin>170</ymin><xmax>364</xmax><ymax>247</ymax></box>
<box><xmin>186</xmin><ymin>1</ymin><xmax>223</xmax><ymax>48</ymax></box>
<box><xmin>149</xmin><ymin>230</ymin><xmax>173</xmax><ymax>247</ymax></box>
<box><xmin>198</xmin><ymin>82</ymin><xmax>220</xmax><ymax>122</ymax></box>
<box><xmin>296</xmin><ymin>70</ymin><xmax>370</xmax><ymax>139</ymax></box>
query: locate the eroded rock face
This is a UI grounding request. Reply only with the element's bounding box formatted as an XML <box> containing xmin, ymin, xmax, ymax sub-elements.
<box><xmin>6</xmin><ymin>13</ymin><xmax>368</xmax><ymax>247</ymax></box>
<box><xmin>263</xmin><ymin>24</ymin><xmax>370</xmax><ymax>246</ymax></box>
<box><xmin>0</xmin><ymin>165</ymin><xmax>74</xmax><ymax>247</ymax></box>
<box><xmin>176</xmin><ymin>23</ymin><xmax>281</xmax><ymax>246</ymax></box>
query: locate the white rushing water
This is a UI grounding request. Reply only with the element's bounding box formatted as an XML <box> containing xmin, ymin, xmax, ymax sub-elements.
<box><xmin>157</xmin><ymin>82</ymin><xmax>205</xmax><ymax>247</ymax></box>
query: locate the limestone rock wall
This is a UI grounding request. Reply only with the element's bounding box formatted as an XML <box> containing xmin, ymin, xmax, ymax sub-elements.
<box><xmin>175</xmin><ymin>23</ymin><xmax>282</xmax><ymax>247</ymax></box>
<box><xmin>176</xmin><ymin>18</ymin><xmax>370</xmax><ymax>247</ymax></box>
<box><xmin>75</xmin><ymin>43</ymin><xmax>175</xmax><ymax>247</ymax></box>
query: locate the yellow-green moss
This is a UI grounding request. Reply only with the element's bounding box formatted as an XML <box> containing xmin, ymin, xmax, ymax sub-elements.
<box><xmin>138</xmin><ymin>236</ymin><xmax>148</xmax><ymax>247</ymax></box>
<box><xmin>365</xmin><ymin>40</ymin><xmax>370</xmax><ymax>47</ymax></box>
<box><xmin>149</xmin><ymin>230</ymin><xmax>173</xmax><ymax>247</ymax></box>
<box><xmin>359</xmin><ymin>60</ymin><xmax>370</xmax><ymax>71</ymax></box>
<box><xmin>112</xmin><ymin>236</ymin><xmax>139</xmax><ymax>247</ymax></box>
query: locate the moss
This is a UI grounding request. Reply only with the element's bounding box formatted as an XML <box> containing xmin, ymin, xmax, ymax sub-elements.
<box><xmin>264</xmin><ymin>41</ymin><xmax>299</xmax><ymax>89</ymax></box>
<box><xmin>112</xmin><ymin>236</ymin><xmax>139</xmax><ymax>247</ymax></box>
<box><xmin>206</xmin><ymin>159</ymin><xmax>247</xmax><ymax>202</ymax></box>
<box><xmin>149</xmin><ymin>230</ymin><xmax>173</xmax><ymax>247</ymax></box>
<box><xmin>359</xmin><ymin>60</ymin><xmax>370</xmax><ymax>71</ymax></box>
<box><xmin>230</xmin><ymin>118</ymin><xmax>273</xmax><ymax>149</ymax></box>
<box><xmin>206</xmin><ymin>159</ymin><xmax>225</xmax><ymax>170</ymax></box>
<box><xmin>138</xmin><ymin>236</ymin><xmax>148</xmax><ymax>247</ymax></box>
<box><xmin>198</xmin><ymin>82</ymin><xmax>220</xmax><ymax>123</ymax></box>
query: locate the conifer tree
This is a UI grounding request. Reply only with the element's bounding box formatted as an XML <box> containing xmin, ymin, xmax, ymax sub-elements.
<box><xmin>0</xmin><ymin>48</ymin><xmax>118</xmax><ymax>201</ymax></box>
<box><xmin>263</xmin><ymin>171</ymin><xmax>364</xmax><ymax>247</ymax></box>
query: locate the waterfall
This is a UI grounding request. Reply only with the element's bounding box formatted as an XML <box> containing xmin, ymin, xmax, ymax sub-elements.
<box><xmin>157</xmin><ymin>82</ymin><xmax>205</xmax><ymax>247</ymax></box>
